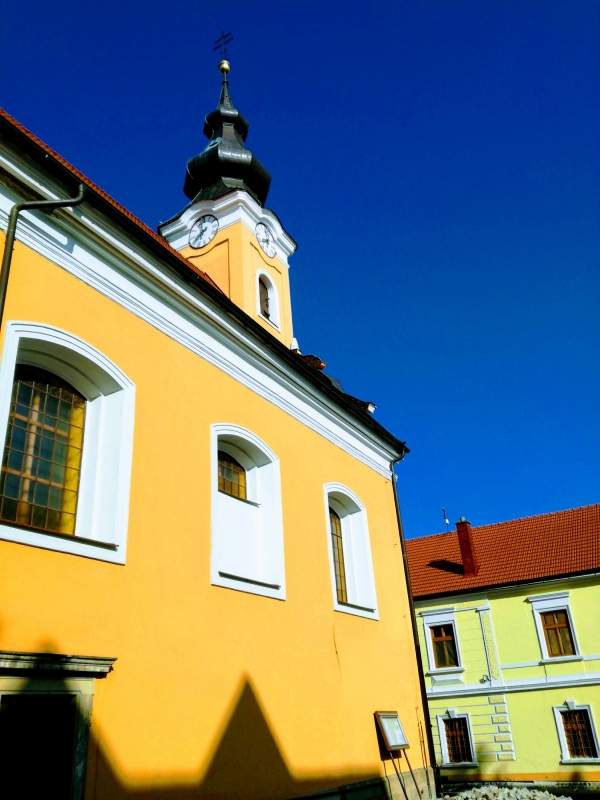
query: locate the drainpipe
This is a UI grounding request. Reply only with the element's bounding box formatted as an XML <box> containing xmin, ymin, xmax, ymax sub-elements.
<box><xmin>391</xmin><ymin>452</ymin><xmax>440</xmax><ymax>797</ymax></box>
<box><xmin>0</xmin><ymin>184</ymin><xmax>86</xmax><ymax>330</ymax></box>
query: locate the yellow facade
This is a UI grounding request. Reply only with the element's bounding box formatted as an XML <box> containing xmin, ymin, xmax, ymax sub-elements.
<box><xmin>0</xmin><ymin>104</ymin><xmax>433</xmax><ymax>800</ymax></box>
<box><xmin>416</xmin><ymin>576</ymin><xmax>600</xmax><ymax>787</ymax></box>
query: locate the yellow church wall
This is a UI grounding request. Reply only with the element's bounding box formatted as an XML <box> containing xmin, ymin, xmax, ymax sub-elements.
<box><xmin>0</xmin><ymin>238</ymin><xmax>428</xmax><ymax>798</ymax></box>
<box><xmin>181</xmin><ymin>219</ymin><xmax>294</xmax><ymax>348</ymax></box>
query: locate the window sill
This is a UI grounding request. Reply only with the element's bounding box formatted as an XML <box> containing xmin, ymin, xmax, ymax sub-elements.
<box><xmin>541</xmin><ymin>655</ymin><xmax>583</xmax><ymax>664</ymax></box>
<box><xmin>259</xmin><ymin>313</ymin><xmax>281</xmax><ymax>332</ymax></box>
<box><xmin>427</xmin><ymin>667</ymin><xmax>465</xmax><ymax>676</ymax></box>
<box><xmin>441</xmin><ymin>762</ymin><xmax>478</xmax><ymax>768</ymax></box>
<box><xmin>0</xmin><ymin>521</ymin><xmax>123</xmax><ymax>564</ymax></box>
<box><xmin>333</xmin><ymin>601</ymin><xmax>378</xmax><ymax>621</ymax></box>
<box><xmin>560</xmin><ymin>759</ymin><xmax>600</xmax><ymax>765</ymax></box>
<box><xmin>217</xmin><ymin>489</ymin><xmax>260</xmax><ymax>508</ymax></box>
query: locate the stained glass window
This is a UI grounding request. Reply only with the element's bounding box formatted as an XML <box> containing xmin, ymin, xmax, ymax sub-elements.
<box><xmin>0</xmin><ymin>366</ymin><xmax>85</xmax><ymax>536</ymax></box>
<box><xmin>329</xmin><ymin>508</ymin><xmax>347</xmax><ymax>604</ymax></box>
<box><xmin>218</xmin><ymin>450</ymin><xmax>247</xmax><ymax>500</ymax></box>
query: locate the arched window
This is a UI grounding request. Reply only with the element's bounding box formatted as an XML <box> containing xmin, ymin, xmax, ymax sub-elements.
<box><xmin>0</xmin><ymin>366</ymin><xmax>85</xmax><ymax>535</ymax></box>
<box><xmin>259</xmin><ymin>277</ymin><xmax>270</xmax><ymax>319</ymax></box>
<box><xmin>218</xmin><ymin>450</ymin><xmax>246</xmax><ymax>500</ymax></box>
<box><xmin>256</xmin><ymin>271</ymin><xmax>280</xmax><ymax>328</ymax></box>
<box><xmin>324</xmin><ymin>484</ymin><xmax>378</xmax><ymax>619</ymax></box>
<box><xmin>0</xmin><ymin>322</ymin><xmax>135</xmax><ymax>563</ymax></box>
<box><xmin>329</xmin><ymin>507</ymin><xmax>348</xmax><ymax>604</ymax></box>
<box><xmin>212</xmin><ymin>424</ymin><xmax>285</xmax><ymax>600</ymax></box>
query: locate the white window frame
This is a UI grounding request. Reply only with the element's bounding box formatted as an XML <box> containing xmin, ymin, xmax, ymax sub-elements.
<box><xmin>437</xmin><ymin>710</ymin><xmax>478</xmax><ymax>767</ymax></box>
<box><xmin>527</xmin><ymin>591</ymin><xmax>582</xmax><ymax>663</ymax></box>
<box><xmin>553</xmin><ymin>701</ymin><xmax>600</xmax><ymax>764</ymax></box>
<box><xmin>256</xmin><ymin>270</ymin><xmax>280</xmax><ymax>330</ymax></box>
<box><xmin>421</xmin><ymin>608</ymin><xmax>465</xmax><ymax>679</ymax></box>
<box><xmin>211</xmin><ymin>424</ymin><xmax>285</xmax><ymax>600</ymax></box>
<box><xmin>323</xmin><ymin>482</ymin><xmax>378</xmax><ymax>620</ymax></box>
<box><xmin>0</xmin><ymin>322</ymin><xmax>135</xmax><ymax>564</ymax></box>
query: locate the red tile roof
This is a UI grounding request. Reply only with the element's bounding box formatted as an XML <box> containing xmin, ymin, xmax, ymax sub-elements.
<box><xmin>406</xmin><ymin>504</ymin><xmax>600</xmax><ymax>598</ymax></box>
<box><xmin>0</xmin><ymin>107</ymin><xmax>221</xmax><ymax>292</ymax></box>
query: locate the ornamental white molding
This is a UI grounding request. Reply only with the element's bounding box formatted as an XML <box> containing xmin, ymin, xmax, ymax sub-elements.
<box><xmin>426</xmin><ymin>670</ymin><xmax>600</xmax><ymax>698</ymax></box>
<box><xmin>0</xmin><ymin>149</ymin><xmax>399</xmax><ymax>479</ymax></box>
<box><xmin>158</xmin><ymin>191</ymin><xmax>297</xmax><ymax>267</ymax></box>
<box><xmin>0</xmin><ymin>322</ymin><xmax>135</xmax><ymax>564</ymax></box>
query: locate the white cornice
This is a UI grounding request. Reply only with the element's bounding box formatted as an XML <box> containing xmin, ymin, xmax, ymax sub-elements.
<box><xmin>158</xmin><ymin>191</ymin><xmax>296</xmax><ymax>267</ymax></box>
<box><xmin>427</xmin><ymin>671</ymin><xmax>600</xmax><ymax>698</ymax></box>
<box><xmin>0</xmin><ymin>145</ymin><xmax>400</xmax><ymax>477</ymax></box>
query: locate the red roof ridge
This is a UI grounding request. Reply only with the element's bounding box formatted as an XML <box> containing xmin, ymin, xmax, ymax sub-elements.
<box><xmin>406</xmin><ymin>503</ymin><xmax>600</xmax><ymax>597</ymax></box>
<box><xmin>0</xmin><ymin>107</ymin><xmax>222</xmax><ymax>294</ymax></box>
<box><xmin>408</xmin><ymin>503</ymin><xmax>600</xmax><ymax>545</ymax></box>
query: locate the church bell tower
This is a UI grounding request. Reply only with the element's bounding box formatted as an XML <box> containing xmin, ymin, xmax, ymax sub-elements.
<box><xmin>159</xmin><ymin>60</ymin><xmax>297</xmax><ymax>347</ymax></box>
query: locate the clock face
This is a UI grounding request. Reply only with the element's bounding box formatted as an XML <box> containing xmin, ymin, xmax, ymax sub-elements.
<box><xmin>256</xmin><ymin>223</ymin><xmax>276</xmax><ymax>258</ymax></box>
<box><xmin>189</xmin><ymin>215</ymin><xmax>218</xmax><ymax>248</ymax></box>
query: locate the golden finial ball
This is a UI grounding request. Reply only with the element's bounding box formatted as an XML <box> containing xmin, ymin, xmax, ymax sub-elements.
<box><xmin>219</xmin><ymin>60</ymin><xmax>230</xmax><ymax>76</ymax></box>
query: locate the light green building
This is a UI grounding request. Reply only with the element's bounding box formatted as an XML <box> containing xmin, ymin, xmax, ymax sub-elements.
<box><xmin>406</xmin><ymin>505</ymin><xmax>600</xmax><ymax>793</ymax></box>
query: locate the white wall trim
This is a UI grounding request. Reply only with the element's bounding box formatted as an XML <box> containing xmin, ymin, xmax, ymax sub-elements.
<box><xmin>422</xmin><ymin>608</ymin><xmax>463</xmax><ymax>675</ymax></box>
<box><xmin>436</xmin><ymin>711</ymin><xmax>478</xmax><ymax>767</ymax></box>
<box><xmin>553</xmin><ymin>702</ymin><xmax>600</xmax><ymax>763</ymax></box>
<box><xmin>323</xmin><ymin>482</ymin><xmax>378</xmax><ymax>620</ymax></box>
<box><xmin>0</xmin><ymin>168</ymin><xmax>400</xmax><ymax>479</ymax></box>
<box><xmin>527</xmin><ymin>591</ymin><xmax>581</xmax><ymax>660</ymax></box>
<box><xmin>210</xmin><ymin>424</ymin><xmax>285</xmax><ymax>600</ymax></box>
<box><xmin>426</xmin><ymin>671</ymin><xmax>600</xmax><ymax>698</ymax></box>
<box><xmin>502</xmin><ymin>655</ymin><xmax>600</xmax><ymax>669</ymax></box>
<box><xmin>0</xmin><ymin>322</ymin><xmax>135</xmax><ymax>563</ymax></box>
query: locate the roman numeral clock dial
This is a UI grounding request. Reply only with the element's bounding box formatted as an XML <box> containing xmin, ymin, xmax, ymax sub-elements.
<box><xmin>189</xmin><ymin>215</ymin><xmax>218</xmax><ymax>248</ymax></box>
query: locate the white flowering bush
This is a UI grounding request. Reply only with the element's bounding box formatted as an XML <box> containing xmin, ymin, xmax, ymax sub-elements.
<box><xmin>442</xmin><ymin>788</ymin><xmax>571</xmax><ymax>800</ymax></box>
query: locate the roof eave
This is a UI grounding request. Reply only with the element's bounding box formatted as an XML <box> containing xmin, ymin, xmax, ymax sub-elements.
<box><xmin>0</xmin><ymin>108</ymin><xmax>407</xmax><ymax>460</ymax></box>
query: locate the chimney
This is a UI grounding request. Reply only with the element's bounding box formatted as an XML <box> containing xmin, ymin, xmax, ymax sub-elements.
<box><xmin>455</xmin><ymin>517</ymin><xmax>479</xmax><ymax>577</ymax></box>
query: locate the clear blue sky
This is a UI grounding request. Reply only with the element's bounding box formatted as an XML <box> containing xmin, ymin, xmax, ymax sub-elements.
<box><xmin>1</xmin><ymin>1</ymin><xmax>598</xmax><ymax>538</ymax></box>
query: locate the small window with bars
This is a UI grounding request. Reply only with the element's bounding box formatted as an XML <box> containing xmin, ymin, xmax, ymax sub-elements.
<box><xmin>431</xmin><ymin>624</ymin><xmax>459</xmax><ymax>668</ymax></box>
<box><xmin>542</xmin><ymin>610</ymin><xmax>575</xmax><ymax>657</ymax></box>
<box><xmin>443</xmin><ymin>717</ymin><xmax>473</xmax><ymax>763</ymax></box>
<box><xmin>561</xmin><ymin>710</ymin><xmax>599</xmax><ymax>759</ymax></box>
<box><xmin>329</xmin><ymin>507</ymin><xmax>347</xmax><ymax>604</ymax></box>
<box><xmin>218</xmin><ymin>450</ymin><xmax>247</xmax><ymax>501</ymax></box>
<box><xmin>0</xmin><ymin>366</ymin><xmax>86</xmax><ymax>536</ymax></box>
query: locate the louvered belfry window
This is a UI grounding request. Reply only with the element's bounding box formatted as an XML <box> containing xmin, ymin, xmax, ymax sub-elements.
<box><xmin>218</xmin><ymin>450</ymin><xmax>247</xmax><ymax>501</ymax></box>
<box><xmin>444</xmin><ymin>718</ymin><xmax>473</xmax><ymax>763</ymax></box>
<box><xmin>329</xmin><ymin>507</ymin><xmax>348</xmax><ymax>604</ymax></box>
<box><xmin>562</xmin><ymin>710</ymin><xmax>598</xmax><ymax>759</ymax></box>
<box><xmin>431</xmin><ymin>624</ymin><xmax>459</xmax><ymax>668</ymax></box>
<box><xmin>259</xmin><ymin>278</ymin><xmax>270</xmax><ymax>319</ymax></box>
<box><xmin>542</xmin><ymin>610</ymin><xmax>575</xmax><ymax>657</ymax></box>
<box><xmin>0</xmin><ymin>366</ymin><xmax>85</xmax><ymax>536</ymax></box>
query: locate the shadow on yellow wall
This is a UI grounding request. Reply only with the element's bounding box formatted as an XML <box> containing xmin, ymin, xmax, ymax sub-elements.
<box><xmin>1</xmin><ymin>650</ymin><xmax>384</xmax><ymax>800</ymax></box>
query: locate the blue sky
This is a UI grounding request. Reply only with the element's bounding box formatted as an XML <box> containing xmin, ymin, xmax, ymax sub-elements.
<box><xmin>1</xmin><ymin>1</ymin><xmax>598</xmax><ymax>538</ymax></box>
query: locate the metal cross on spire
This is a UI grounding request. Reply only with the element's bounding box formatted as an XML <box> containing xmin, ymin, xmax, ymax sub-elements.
<box><xmin>213</xmin><ymin>30</ymin><xmax>234</xmax><ymax>59</ymax></box>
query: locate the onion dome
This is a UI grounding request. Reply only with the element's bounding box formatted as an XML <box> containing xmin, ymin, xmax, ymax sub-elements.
<box><xmin>183</xmin><ymin>61</ymin><xmax>272</xmax><ymax>206</ymax></box>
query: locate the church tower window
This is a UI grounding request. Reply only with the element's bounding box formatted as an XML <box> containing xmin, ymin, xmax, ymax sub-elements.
<box><xmin>259</xmin><ymin>277</ymin><xmax>270</xmax><ymax>319</ymax></box>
